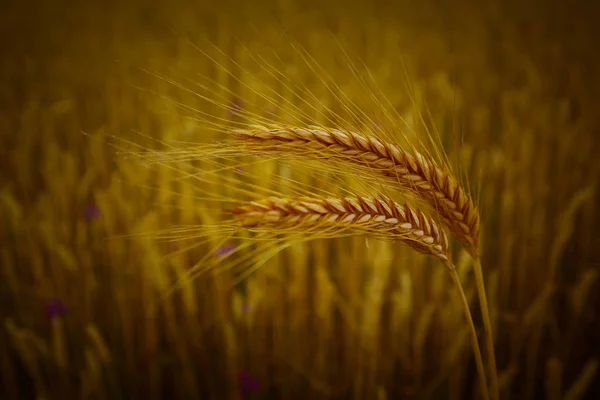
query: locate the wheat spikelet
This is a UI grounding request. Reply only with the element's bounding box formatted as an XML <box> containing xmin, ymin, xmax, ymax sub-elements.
<box><xmin>228</xmin><ymin>195</ymin><xmax>450</xmax><ymax>262</ymax></box>
<box><xmin>233</xmin><ymin>125</ymin><xmax>481</xmax><ymax>256</ymax></box>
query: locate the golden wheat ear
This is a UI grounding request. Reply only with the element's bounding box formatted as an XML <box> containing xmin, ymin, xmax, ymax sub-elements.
<box><xmin>232</xmin><ymin>125</ymin><xmax>480</xmax><ymax>255</ymax></box>
<box><xmin>227</xmin><ymin>194</ymin><xmax>490</xmax><ymax>400</ymax></box>
<box><xmin>228</xmin><ymin>195</ymin><xmax>450</xmax><ymax>261</ymax></box>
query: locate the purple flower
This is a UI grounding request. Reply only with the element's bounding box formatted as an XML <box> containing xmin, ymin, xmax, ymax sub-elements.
<box><xmin>239</xmin><ymin>371</ymin><xmax>260</xmax><ymax>396</ymax></box>
<box><xmin>46</xmin><ymin>299</ymin><xmax>68</xmax><ymax>319</ymax></box>
<box><xmin>227</xmin><ymin>98</ymin><xmax>243</xmax><ymax>117</ymax></box>
<box><xmin>215</xmin><ymin>244</ymin><xmax>236</xmax><ymax>258</ymax></box>
<box><xmin>240</xmin><ymin>303</ymin><xmax>254</xmax><ymax>313</ymax></box>
<box><xmin>84</xmin><ymin>205</ymin><xmax>101</xmax><ymax>220</ymax></box>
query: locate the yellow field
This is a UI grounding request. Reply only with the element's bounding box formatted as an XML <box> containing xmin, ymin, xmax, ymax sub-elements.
<box><xmin>1</xmin><ymin>0</ymin><xmax>599</xmax><ymax>399</ymax></box>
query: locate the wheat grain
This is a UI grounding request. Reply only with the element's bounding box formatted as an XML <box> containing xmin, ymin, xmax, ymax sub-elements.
<box><xmin>233</xmin><ymin>125</ymin><xmax>481</xmax><ymax>256</ymax></box>
<box><xmin>228</xmin><ymin>195</ymin><xmax>450</xmax><ymax>261</ymax></box>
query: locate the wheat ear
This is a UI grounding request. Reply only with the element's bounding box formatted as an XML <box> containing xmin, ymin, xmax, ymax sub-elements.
<box><xmin>229</xmin><ymin>195</ymin><xmax>449</xmax><ymax>260</ymax></box>
<box><xmin>228</xmin><ymin>195</ymin><xmax>490</xmax><ymax>400</ymax></box>
<box><xmin>233</xmin><ymin>126</ymin><xmax>498</xmax><ymax>399</ymax></box>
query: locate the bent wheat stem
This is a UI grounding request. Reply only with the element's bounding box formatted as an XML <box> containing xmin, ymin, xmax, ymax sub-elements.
<box><xmin>446</xmin><ymin>261</ymin><xmax>490</xmax><ymax>400</ymax></box>
<box><xmin>228</xmin><ymin>195</ymin><xmax>489</xmax><ymax>400</ymax></box>
<box><xmin>474</xmin><ymin>256</ymin><xmax>499</xmax><ymax>400</ymax></box>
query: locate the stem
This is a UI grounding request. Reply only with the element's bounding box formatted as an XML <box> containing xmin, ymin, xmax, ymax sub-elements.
<box><xmin>446</xmin><ymin>262</ymin><xmax>490</xmax><ymax>400</ymax></box>
<box><xmin>473</xmin><ymin>256</ymin><xmax>499</xmax><ymax>400</ymax></box>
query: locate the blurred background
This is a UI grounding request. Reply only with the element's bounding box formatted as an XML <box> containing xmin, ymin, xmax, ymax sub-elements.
<box><xmin>1</xmin><ymin>0</ymin><xmax>599</xmax><ymax>399</ymax></box>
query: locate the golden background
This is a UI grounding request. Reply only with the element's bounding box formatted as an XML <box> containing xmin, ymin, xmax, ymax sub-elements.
<box><xmin>1</xmin><ymin>0</ymin><xmax>599</xmax><ymax>398</ymax></box>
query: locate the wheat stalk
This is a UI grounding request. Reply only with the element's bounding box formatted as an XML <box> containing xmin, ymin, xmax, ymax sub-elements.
<box><xmin>228</xmin><ymin>194</ymin><xmax>490</xmax><ymax>400</ymax></box>
<box><xmin>232</xmin><ymin>125</ymin><xmax>499</xmax><ymax>400</ymax></box>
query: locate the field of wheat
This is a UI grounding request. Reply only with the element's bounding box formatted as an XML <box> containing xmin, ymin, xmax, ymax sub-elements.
<box><xmin>1</xmin><ymin>0</ymin><xmax>599</xmax><ymax>399</ymax></box>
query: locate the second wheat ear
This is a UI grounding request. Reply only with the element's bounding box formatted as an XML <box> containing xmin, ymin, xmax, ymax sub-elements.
<box><xmin>228</xmin><ymin>194</ymin><xmax>490</xmax><ymax>400</ymax></box>
<box><xmin>232</xmin><ymin>125</ymin><xmax>498</xmax><ymax>400</ymax></box>
<box><xmin>229</xmin><ymin>195</ymin><xmax>449</xmax><ymax>260</ymax></box>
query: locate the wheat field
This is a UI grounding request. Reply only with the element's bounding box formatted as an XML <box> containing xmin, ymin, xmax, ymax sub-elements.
<box><xmin>1</xmin><ymin>0</ymin><xmax>599</xmax><ymax>399</ymax></box>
